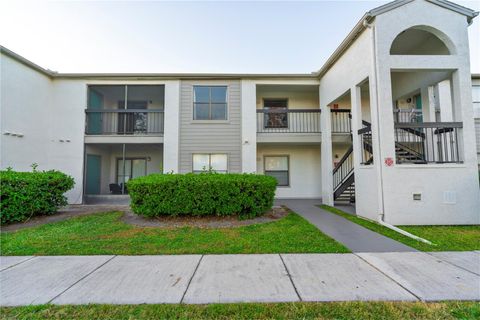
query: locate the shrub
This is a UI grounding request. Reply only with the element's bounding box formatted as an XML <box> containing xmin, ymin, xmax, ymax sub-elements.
<box><xmin>0</xmin><ymin>169</ymin><xmax>75</xmax><ymax>224</ymax></box>
<box><xmin>128</xmin><ymin>173</ymin><xmax>277</xmax><ymax>219</ymax></box>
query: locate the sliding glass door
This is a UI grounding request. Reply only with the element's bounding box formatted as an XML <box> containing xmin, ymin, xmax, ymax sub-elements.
<box><xmin>117</xmin><ymin>158</ymin><xmax>147</xmax><ymax>184</ymax></box>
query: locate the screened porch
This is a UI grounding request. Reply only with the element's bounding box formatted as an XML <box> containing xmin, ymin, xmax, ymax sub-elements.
<box><xmin>84</xmin><ymin>143</ymin><xmax>163</xmax><ymax>196</ymax></box>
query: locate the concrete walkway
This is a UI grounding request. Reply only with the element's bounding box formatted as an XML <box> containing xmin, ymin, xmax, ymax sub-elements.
<box><xmin>1</xmin><ymin>252</ymin><xmax>479</xmax><ymax>306</ymax></box>
<box><xmin>276</xmin><ymin>199</ymin><xmax>416</xmax><ymax>253</ymax></box>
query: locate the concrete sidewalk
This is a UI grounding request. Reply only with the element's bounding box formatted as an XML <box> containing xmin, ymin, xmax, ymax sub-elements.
<box><xmin>277</xmin><ymin>199</ymin><xmax>416</xmax><ymax>252</ymax></box>
<box><xmin>1</xmin><ymin>251</ymin><xmax>479</xmax><ymax>306</ymax></box>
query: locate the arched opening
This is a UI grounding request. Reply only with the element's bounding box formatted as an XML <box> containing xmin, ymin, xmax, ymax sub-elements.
<box><xmin>390</xmin><ymin>26</ymin><xmax>454</xmax><ymax>55</ymax></box>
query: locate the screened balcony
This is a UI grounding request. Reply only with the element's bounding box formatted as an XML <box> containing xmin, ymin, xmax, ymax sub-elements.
<box><xmin>85</xmin><ymin>85</ymin><xmax>164</xmax><ymax>136</ymax></box>
<box><xmin>84</xmin><ymin>143</ymin><xmax>163</xmax><ymax>196</ymax></box>
<box><xmin>391</xmin><ymin>71</ymin><xmax>463</xmax><ymax>164</ymax></box>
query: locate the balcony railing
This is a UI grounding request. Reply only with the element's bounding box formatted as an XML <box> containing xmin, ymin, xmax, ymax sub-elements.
<box><xmin>85</xmin><ymin>109</ymin><xmax>164</xmax><ymax>135</ymax></box>
<box><xmin>333</xmin><ymin>145</ymin><xmax>354</xmax><ymax>191</ymax></box>
<box><xmin>331</xmin><ymin>109</ymin><xmax>352</xmax><ymax>133</ymax></box>
<box><xmin>256</xmin><ymin>109</ymin><xmax>321</xmax><ymax>133</ymax></box>
<box><xmin>393</xmin><ymin>108</ymin><xmax>423</xmax><ymax>123</ymax></box>
<box><xmin>358</xmin><ymin>122</ymin><xmax>373</xmax><ymax>165</ymax></box>
<box><xmin>394</xmin><ymin>122</ymin><xmax>462</xmax><ymax>164</ymax></box>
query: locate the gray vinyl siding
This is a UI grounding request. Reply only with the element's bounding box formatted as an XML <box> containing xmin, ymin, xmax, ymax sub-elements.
<box><xmin>179</xmin><ymin>80</ymin><xmax>242</xmax><ymax>173</ymax></box>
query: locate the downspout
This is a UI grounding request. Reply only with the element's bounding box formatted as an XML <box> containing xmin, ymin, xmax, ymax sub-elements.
<box><xmin>364</xmin><ymin>18</ymin><xmax>432</xmax><ymax>245</ymax></box>
<box><xmin>378</xmin><ymin>219</ymin><xmax>432</xmax><ymax>244</ymax></box>
<box><xmin>364</xmin><ymin>17</ymin><xmax>386</xmax><ymax>223</ymax></box>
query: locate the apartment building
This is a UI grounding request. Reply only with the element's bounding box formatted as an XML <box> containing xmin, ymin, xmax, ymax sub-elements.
<box><xmin>1</xmin><ymin>0</ymin><xmax>479</xmax><ymax>225</ymax></box>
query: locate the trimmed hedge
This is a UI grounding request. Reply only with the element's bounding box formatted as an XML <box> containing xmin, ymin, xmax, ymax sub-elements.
<box><xmin>0</xmin><ymin>169</ymin><xmax>75</xmax><ymax>224</ymax></box>
<box><xmin>128</xmin><ymin>173</ymin><xmax>277</xmax><ymax>219</ymax></box>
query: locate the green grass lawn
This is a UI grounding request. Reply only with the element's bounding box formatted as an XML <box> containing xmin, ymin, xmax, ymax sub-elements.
<box><xmin>1</xmin><ymin>301</ymin><xmax>478</xmax><ymax>320</ymax></box>
<box><xmin>0</xmin><ymin>211</ymin><xmax>349</xmax><ymax>255</ymax></box>
<box><xmin>321</xmin><ymin>205</ymin><xmax>480</xmax><ymax>252</ymax></box>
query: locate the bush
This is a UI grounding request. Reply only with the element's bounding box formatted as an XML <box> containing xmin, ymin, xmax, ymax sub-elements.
<box><xmin>0</xmin><ymin>169</ymin><xmax>75</xmax><ymax>224</ymax></box>
<box><xmin>128</xmin><ymin>173</ymin><xmax>277</xmax><ymax>219</ymax></box>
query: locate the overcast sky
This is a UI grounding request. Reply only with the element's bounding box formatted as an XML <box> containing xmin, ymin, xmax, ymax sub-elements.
<box><xmin>1</xmin><ymin>0</ymin><xmax>479</xmax><ymax>74</ymax></box>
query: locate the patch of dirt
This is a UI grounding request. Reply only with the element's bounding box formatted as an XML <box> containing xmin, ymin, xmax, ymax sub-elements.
<box><xmin>121</xmin><ymin>206</ymin><xmax>289</xmax><ymax>229</ymax></box>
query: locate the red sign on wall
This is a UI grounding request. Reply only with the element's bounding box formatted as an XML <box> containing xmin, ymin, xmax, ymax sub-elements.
<box><xmin>384</xmin><ymin>157</ymin><xmax>394</xmax><ymax>167</ymax></box>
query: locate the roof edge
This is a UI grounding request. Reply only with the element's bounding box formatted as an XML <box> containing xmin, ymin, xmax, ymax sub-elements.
<box><xmin>314</xmin><ymin>0</ymin><xmax>478</xmax><ymax>79</ymax></box>
<box><xmin>370</xmin><ymin>0</ymin><xmax>477</xmax><ymax>19</ymax></box>
<box><xmin>368</xmin><ymin>0</ymin><xmax>415</xmax><ymax>16</ymax></box>
<box><xmin>54</xmin><ymin>73</ymin><xmax>318</xmax><ymax>80</ymax></box>
<box><xmin>1</xmin><ymin>45</ymin><xmax>317</xmax><ymax>79</ymax></box>
<box><xmin>426</xmin><ymin>0</ymin><xmax>479</xmax><ymax>21</ymax></box>
<box><xmin>314</xmin><ymin>13</ymin><xmax>374</xmax><ymax>78</ymax></box>
<box><xmin>1</xmin><ymin>46</ymin><xmax>56</xmax><ymax>77</ymax></box>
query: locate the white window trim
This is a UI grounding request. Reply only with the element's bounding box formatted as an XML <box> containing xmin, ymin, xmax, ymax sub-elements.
<box><xmin>192</xmin><ymin>85</ymin><xmax>229</xmax><ymax>122</ymax></box>
<box><xmin>264</xmin><ymin>155</ymin><xmax>290</xmax><ymax>187</ymax></box>
<box><xmin>192</xmin><ymin>153</ymin><xmax>228</xmax><ymax>173</ymax></box>
<box><xmin>472</xmin><ymin>85</ymin><xmax>480</xmax><ymax>118</ymax></box>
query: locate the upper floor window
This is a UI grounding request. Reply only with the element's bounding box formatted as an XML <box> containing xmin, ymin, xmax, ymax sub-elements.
<box><xmin>193</xmin><ymin>86</ymin><xmax>227</xmax><ymax>120</ymax></box>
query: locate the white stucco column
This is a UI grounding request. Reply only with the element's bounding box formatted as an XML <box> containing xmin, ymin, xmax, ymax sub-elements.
<box><xmin>420</xmin><ymin>86</ymin><xmax>430</xmax><ymax>121</ymax></box>
<box><xmin>163</xmin><ymin>80</ymin><xmax>180</xmax><ymax>173</ymax></box>
<box><xmin>452</xmin><ymin>68</ymin><xmax>478</xmax><ymax>165</ymax></box>
<box><xmin>427</xmin><ymin>85</ymin><xmax>436</xmax><ymax>122</ymax></box>
<box><xmin>321</xmin><ymin>104</ymin><xmax>334</xmax><ymax>205</ymax></box>
<box><xmin>350</xmin><ymin>86</ymin><xmax>362</xmax><ymax>167</ymax></box>
<box><xmin>241</xmin><ymin>80</ymin><xmax>257</xmax><ymax>173</ymax></box>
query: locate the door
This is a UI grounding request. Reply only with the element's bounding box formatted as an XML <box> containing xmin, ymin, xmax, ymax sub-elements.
<box><xmin>118</xmin><ymin>101</ymin><xmax>147</xmax><ymax>134</ymax></box>
<box><xmin>132</xmin><ymin>159</ymin><xmax>147</xmax><ymax>178</ymax></box>
<box><xmin>414</xmin><ymin>94</ymin><xmax>423</xmax><ymax>123</ymax></box>
<box><xmin>264</xmin><ymin>99</ymin><xmax>288</xmax><ymax>128</ymax></box>
<box><xmin>87</xmin><ymin>89</ymin><xmax>103</xmax><ymax>134</ymax></box>
<box><xmin>85</xmin><ymin>154</ymin><xmax>101</xmax><ymax>194</ymax></box>
<box><xmin>117</xmin><ymin>158</ymin><xmax>147</xmax><ymax>183</ymax></box>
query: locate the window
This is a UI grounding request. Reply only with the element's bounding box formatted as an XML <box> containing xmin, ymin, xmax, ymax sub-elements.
<box><xmin>193</xmin><ymin>154</ymin><xmax>228</xmax><ymax>173</ymax></box>
<box><xmin>117</xmin><ymin>158</ymin><xmax>147</xmax><ymax>183</ymax></box>
<box><xmin>473</xmin><ymin>85</ymin><xmax>480</xmax><ymax>118</ymax></box>
<box><xmin>264</xmin><ymin>99</ymin><xmax>288</xmax><ymax>128</ymax></box>
<box><xmin>193</xmin><ymin>86</ymin><xmax>227</xmax><ymax>120</ymax></box>
<box><xmin>264</xmin><ymin>156</ymin><xmax>289</xmax><ymax>186</ymax></box>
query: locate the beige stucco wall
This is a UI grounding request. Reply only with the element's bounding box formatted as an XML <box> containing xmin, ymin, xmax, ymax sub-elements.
<box><xmin>256</xmin><ymin>85</ymin><xmax>319</xmax><ymax>109</ymax></box>
<box><xmin>256</xmin><ymin>144</ymin><xmax>321</xmax><ymax>199</ymax></box>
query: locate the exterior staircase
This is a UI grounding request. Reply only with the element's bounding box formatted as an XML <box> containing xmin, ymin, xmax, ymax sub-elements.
<box><xmin>334</xmin><ymin>177</ymin><xmax>355</xmax><ymax>203</ymax></box>
<box><xmin>333</xmin><ymin>145</ymin><xmax>355</xmax><ymax>204</ymax></box>
<box><xmin>395</xmin><ymin>142</ymin><xmax>426</xmax><ymax>163</ymax></box>
<box><xmin>333</xmin><ymin>121</ymin><xmax>426</xmax><ymax>203</ymax></box>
